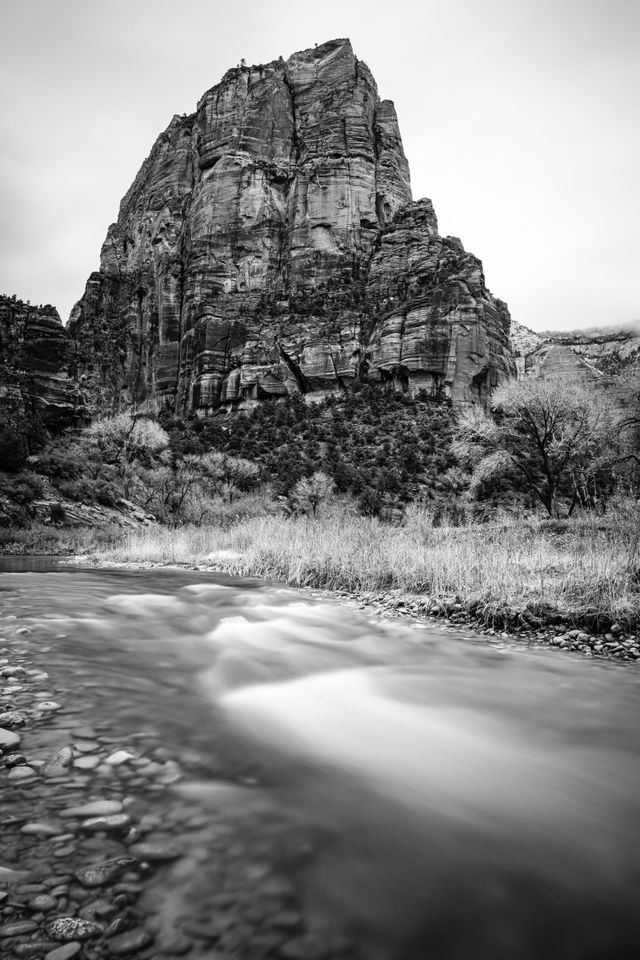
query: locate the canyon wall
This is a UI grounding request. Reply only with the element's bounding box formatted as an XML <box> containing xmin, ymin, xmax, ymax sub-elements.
<box><xmin>65</xmin><ymin>39</ymin><xmax>515</xmax><ymax>413</ymax></box>
<box><xmin>0</xmin><ymin>295</ymin><xmax>83</xmax><ymax>431</ymax></box>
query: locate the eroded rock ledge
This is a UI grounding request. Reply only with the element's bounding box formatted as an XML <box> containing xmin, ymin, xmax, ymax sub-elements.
<box><xmin>68</xmin><ymin>38</ymin><xmax>515</xmax><ymax>414</ymax></box>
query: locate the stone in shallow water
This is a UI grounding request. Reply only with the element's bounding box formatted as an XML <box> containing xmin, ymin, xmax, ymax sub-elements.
<box><xmin>75</xmin><ymin>857</ymin><xmax>137</xmax><ymax>888</ymax></box>
<box><xmin>45</xmin><ymin>944</ymin><xmax>82</xmax><ymax>960</ymax></box>
<box><xmin>21</xmin><ymin>822</ymin><xmax>63</xmax><ymax>836</ymax></box>
<box><xmin>106</xmin><ymin>927</ymin><xmax>154</xmax><ymax>955</ymax></box>
<box><xmin>47</xmin><ymin>917</ymin><xmax>103</xmax><ymax>941</ymax></box>
<box><xmin>37</xmin><ymin>701</ymin><xmax>62</xmax><ymax>712</ymax></box>
<box><xmin>0</xmin><ymin>920</ymin><xmax>38</xmax><ymax>937</ymax></box>
<box><xmin>73</xmin><ymin>740</ymin><xmax>100</xmax><ymax>753</ymax></box>
<box><xmin>42</xmin><ymin>746</ymin><xmax>74</xmax><ymax>777</ymax></box>
<box><xmin>29</xmin><ymin>894</ymin><xmax>57</xmax><ymax>912</ymax></box>
<box><xmin>128</xmin><ymin>841</ymin><xmax>183</xmax><ymax>862</ymax></box>
<box><xmin>0</xmin><ymin>726</ymin><xmax>21</xmax><ymax>749</ymax></box>
<box><xmin>105</xmin><ymin>750</ymin><xmax>136</xmax><ymax>766</ymax></box>
<box><xmin>8</xmin><ymin>765</ymin><xmax>37</xmax><ymax>781</ymax></box>
<box><xmin>62</xmin><ymin>800</ymin><xmax>123</xmax><ymax>818</ymax></box>
<box><xmin>70</xmin><ymin>725</ymin><xmax>96</xmax><ymax>738</ymax></box>
<box><xmin>0</xmin><ymin>710</ymin><xmax>26</xmax><ymax>728</ymax></box>
<box><xmin>80</xmin><ymin>814</ymin><xmax>132</xmax><ymax>834</ymax></box>
<box><xmin>73</xmin><ymin>755</ymin><xmax>101</xmax><ymax>770</ymax></box>
<box><xmin>78</xmin><ymin>898</ymin><xmax>117</xmax><ymax>921</ymax></box>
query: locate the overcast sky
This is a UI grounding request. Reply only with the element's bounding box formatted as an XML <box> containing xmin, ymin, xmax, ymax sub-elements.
<box><xmin>1</xmin><ymin>0</ymin><xmax>638</xmax><ymax>331</ymax></box>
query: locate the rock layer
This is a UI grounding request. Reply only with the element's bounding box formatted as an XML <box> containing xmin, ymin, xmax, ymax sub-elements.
<box><xmin>0</xmin><ymin>295</ymin><xmax>83</xmax><ymax>430</ymax></box>
<box><xmin>68</xmin><ymin>38</ymin><xmax>515</xmax><ymax>413</ymax></box>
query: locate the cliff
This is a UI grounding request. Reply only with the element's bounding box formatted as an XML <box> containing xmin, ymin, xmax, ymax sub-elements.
<box><xmin>510</xmin><ymin>320</ymin><xmax>640</xmax><ymax>381</ymax></box>
<box><xmin>542</xmin><ymin>325</ymin><xmax>640</xmax><ymax>377</ymax></box>
<box><xmin>0</xmin><ymin>295</ymin><xmax>83</xmax><ymax>431</ymax></box>
<box><xmin>68</xmin><ymin>38</ymin><xmax>515</xmax><ymax>413</ymax></box>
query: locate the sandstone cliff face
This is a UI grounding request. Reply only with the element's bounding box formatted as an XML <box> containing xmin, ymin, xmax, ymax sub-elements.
<box><xmin>508</xmin><ymin>320</ymin><xmax>638</xmax><ymax>382</ymax></box>
<box><xmin>543</xmin><ymin>327</ymin><xmax>640</xmax><ymax>377</ymax></box>
<box><xmin>0</xmin><ymin>295</ymin><xmax>83</xmax><ymax>430</ymax></box>
<box><xmin>69</xmin><ymin>38</ymin><xmax>515</xmax><ymax>413</ymax></box>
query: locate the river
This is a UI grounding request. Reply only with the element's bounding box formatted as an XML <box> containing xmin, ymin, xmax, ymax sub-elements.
<box><xmin>1</xmin><ymin>561</ymin><xmax>639</xmax><ymax>959</ymax></box>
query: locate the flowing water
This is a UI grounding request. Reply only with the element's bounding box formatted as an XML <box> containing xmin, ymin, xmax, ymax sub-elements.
<box><xmin>1</xmin><ymin>561</ymin><xmax>639</xmax><ymax>959</ymax></box>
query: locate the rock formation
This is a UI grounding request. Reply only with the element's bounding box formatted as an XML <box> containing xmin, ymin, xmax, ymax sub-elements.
<box><xmin>0</xmin><ymin>295</ymin><xmax>83</xmax><ymax>430</ymax></box>
<box><xmin>68</xmin><ymin>38</ymin><xmax>515</xmax><ymax>413</ymax></box>
<box><xmin>541</xmin><ymin>325</ymin><xmax>640</xmax><ymax>377</ymax></box>
<box><xmin>509</xmin><ymin>320</ymin><xmax>640</xmax><ymax>381</ymax></box>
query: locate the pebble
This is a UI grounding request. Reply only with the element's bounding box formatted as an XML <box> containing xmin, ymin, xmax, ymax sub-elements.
<box><xmin>105</xmin><ymin>750</ymin><xmax>136</xmax><ymax>766</ymax></box>
<box><xmin>45</xmin><ymin>945</ymin><xmax>82</xmax><ymax>960</ymax></box>
<box><xmin>73</xmin><ymin>740</ymin><xmax>100</xmax><ymax>753</ymax></box>
<box><xmin>80</xmin><ymin>813</ymin><xmax>132</xmax><ymax>834</ymax></box>
<box><xmin>20</xmin><ymin>822</ymin><xmax>63</xmax><ymax>836</ymax></box>
<box><xmin>53</xmin><ymin>845</ymin><xmax>76</xmax><ymax>858</ymax></box>
<box><xmin>4</xmin><ymin>752</ymin><xmax>27</xmax><ymax>766</ymax></box>
<box><xmin>75</xmin><ymin>857</ymin><xmax>137</xmax><ymax>888</ymax></box>
<box><xmin>42</xmin><ymin>747</ymin><xmax>74</xmax><ymax>777</ymax></box>
<box><xmin>107</xmin><ymin>927</ymin><xmax>154</xmax><ymax>955</ymax></box>
<box><xmin>104</xmin><ymin>917</ymin><xmax>128</xmax><ymax>938</ymax></box>
<box><xmin>37</xmin><ymin>701</ymin><xmax>62</xmax><ymax>712</ymax></box>
<box><xmin>128</xmin><ymin>841</ymin><xmax>183</xmax><ymax>862</ymax></box>
<box><xmin>8</xmin><ymin>765</ymin><xmax>37</xmax><ymax>781</ymax></box>
<box><xmin>182</xmin><ymin>920</ymin><xmax>220</xmax><ymax>941</ymax></box>
<box><xmin>73</xmin><ymin>755</ymin><xmax>101</xmax><ymax>770</ymax></box>
<box><xmin>47</xmin><ymin>917</ymin><xmax>104</xmax><ymax>941</ymax></box>
<box><xmin>78</xmin><ymin>898</ymin><xmax>117</xmax><ymax>920</ymax></box>
<box><xmin>62</xmin><ymin>800</ymin><xmax>123</xmax><ymax>818</ymax></box>
<box><xmin>0</xmin><ymin>920</ymin><xmax>39</xmax><ymax>937</ymax></box>
<box><xmin>70</xmin><ymin>725</ymin><xmax>97</xmax><ymax>738</ymax></box>
<box><xmin>13</xmin><ymin>943</ymin><xmax>60</xmax><ymax>958</ymax></box>
<box><xmin>15</xmin><ymin>882</ymin><xmax>47</xmax><ymax>894</ymax></box>
<box><xmin>156</xmin><ymin>935</ymin><xmax>193</xmax><ymax>956</ymax></box>
<box><xmin>0</xmin><ymin>711</ymin><xmax>26</xmax><ymax>728</ymax></box>
<box><xmin>29</xmin><ymin>894</ymin><xmax>57</xmax><ymax>912</ymax></box>
<box><xmin>0</xmin><ymin>727</ymin><xmax>21</xmax><ymax>749</ymax></box>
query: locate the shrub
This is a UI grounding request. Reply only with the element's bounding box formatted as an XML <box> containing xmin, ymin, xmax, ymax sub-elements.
<box><xmin>49</xmin><ymin>502</ymin><xmax>66</xmax><ymax>524</ymax></box>
<box><xmin>57</xmin><ymin>479</ymin><xmax>98</xmax><ymax>503</ymax></box>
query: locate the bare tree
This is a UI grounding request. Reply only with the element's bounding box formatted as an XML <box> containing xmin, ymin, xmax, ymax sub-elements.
<box><xmin>455</xmin><ymin>377</ymin><xmax>617</xmax><ymax>517</ymax></box>
<box><xmin>292</xmin><ymin>471</ymin><xmax>335</xmax><ymax>517</ymax></box>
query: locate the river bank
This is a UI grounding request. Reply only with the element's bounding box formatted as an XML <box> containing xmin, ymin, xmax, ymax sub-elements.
<box><xmin>3</xmin><ymin>507</ymin><xmax>640</xmax><ymax>663</ymax></box>
<box><xmin>83</xmin><ymin>509</ymin><xmax>640</xmax><ymax>663</ymax></box>
<box><xmin>66</xmin><ymin>554</ymin><xmax>638</xmax><ymax>664</ymax></box>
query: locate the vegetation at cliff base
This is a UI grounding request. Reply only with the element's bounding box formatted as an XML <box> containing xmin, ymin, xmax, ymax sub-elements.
<box><xmin>2</xmin><ymin>371</ymin><xmax>640</xmax><ymax>631</ymax></box>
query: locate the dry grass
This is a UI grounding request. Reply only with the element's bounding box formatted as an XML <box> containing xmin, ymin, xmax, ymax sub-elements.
<box><xmin>0</xmin><ymin>521</ymin><xmax>123</xmax><ymax>556</ymax></box>
<box><xmin>95</xmin><ymin>507</ymin><xmax>640</xmax><ymax>626</ymax></box>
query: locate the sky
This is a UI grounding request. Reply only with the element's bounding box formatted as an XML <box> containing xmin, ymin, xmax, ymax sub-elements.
<box><xmin>0</xmin><ymin>0</ymin><xmax>638</xmax><ymax>331</ymax></box>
